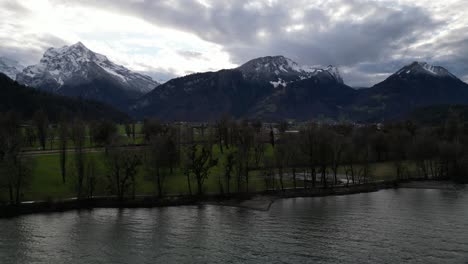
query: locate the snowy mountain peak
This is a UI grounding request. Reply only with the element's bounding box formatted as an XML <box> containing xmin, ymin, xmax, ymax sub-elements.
<box><xmin>17</xmin><ymin>42</ymin><xmax>159</xmax><ymax>94</ymax></box>
<box><xmin>0</xmin><ymin>57</ymin><xmax>24</xmax><ymax>80</ymax></box>
<box><xmin>237</xmin><ymin>56</ymin><xmax>344</xmax><ymax>84</ymax></box>
<box><xmin>73</xmin><ymin>41</ymin><xmax>85</xmax><ymax>47</ymax></box>
<box><xmin>326</xmin><ymin>65</ymin><xmax>343</xmax><ymax>83</ymax></box>
<box><xmin>396</xmin><ymin>61</ymin><xmax>457</xmax><ymax>79</ymax></box>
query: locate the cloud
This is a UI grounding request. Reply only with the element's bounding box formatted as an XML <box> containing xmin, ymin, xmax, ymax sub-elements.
<box><xmin>177</xmin><ymin>50</ymin><xmax>205</xmax><ymax>60</ymax></box>
<box><xmin>1</xmin><ymin>0</ymin><xmax>468</xmax><ymax>86</ymax></box>
<box><xmin>0</xmin><ymin>1</ymin><xmax>68</xmax><ymax>65</ymax></box>
<box><xmin>0</xmin><ymin>0</ymin><xmax>235</xmax><ymax>81</ymax></box>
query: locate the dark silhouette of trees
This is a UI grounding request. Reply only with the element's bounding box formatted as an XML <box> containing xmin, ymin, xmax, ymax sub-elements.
<box><xmin>223</xmin><ymin>152</ymin><xmax>235</xmax><ymax>194</ymax></box>
<box><xmin>70</xmin><ymin>118</ymin><xmax>86</xmax><ymax>199</ymax></box>
<box><xmin>125</xmin><ymin>123</ymin><xmax>132</xmax><ymax>139</ymax></box>
<box><xmin>388</xmin><ymin>129</ymin><xmax>411</xmax><ymax>180</ymax></box>
<box><xmin>144</xmin><ymin>126</ymin><xmax>179</xmax><ymax>198</ymax></box>
<box><xmin>0</xmin><ymin>112</ymin><xmax>33</xmax><ymax>205</ymax></box>
<box><xmin>300</xmin><ymin>124</ymin><xmax>318</xmax><ymax>188</ymax></box>
<box><xmin>90</xmin><ymin>120</ymin><xmax>118</xmax><ymax>150</ymax></box>
<box><xmin>24</xmin><ymin>126</ymin><xmax>36</xmax><ymax>147</ymax></box>
<box><xmin>85</xmin><ymin>156</ymin><xmax>98</xmax><ymax>198</ymax></box>
<box><xmin>410</xmin><ymin>129</ymin><xmax>438</xmax><ymax>179</ymax></box>
<box><xmin>370</xmin><ymin>131</ymin><xmax>388</xmax><ymax>162</ymax></box>
<box><xmin>215</xmin><ymin>114</ymin><xmax>231</xmax><ymax>153</ymax></box>
<box><xmin>58</xmin><ymin>119</ymin><xmax>69</xmax><ymax>183</ymax></box>
<box><xmin>343</xmin><ymin>136</ymin><xmax>358</xmax><ymax>185</ymax></box>
<box><xmin>142</xmin><ymin>119</ymin><xmax>163</xmax><ymax>142</ymax></box>
<box><xmin>185</xmin><ymin>142</ymin><xmax>218</xmax><ymax>195</ymax></box>
<box><xmin>33</xmin><ymin>110</ymin><xmax>49</xmax><ymax>150</ymax></box>
<box><xmin>47</xmin><ymin>125</ymin><xmax>56</xmax><ymax>150</ymax></box>
<box><xmin>316</xmin><ymin>127</ymin><xmax>333</xmax><ymax>187</ymax></box>
<box><xmin>274</xmin><ymin>138</ymin><xmax>288</xmax><ymax>191</ymax></box>
<box><xmin>3</xmin><ymin>110</ymin><xmax>468</xmax><ymax>205</ymax></box>
<box><xmin>262</xmin><ymin>155</ymin><xmax>275</xmax><ymax>190</ymax></box>
<box><xmin>278</xmin><ymin>120</ymin><xmax>289</xmax><ymax>134</ymax></box>
<box><xmin>106</xmin><ymin>149</ymin><xmax>141</xmax><ymax>201</ymax></box>
<box><xmin>330</xmin><ymin>131</ymin><xmax>345</xmax><ymax>186</ymax></box>
<box><xmin>235</xmin><ymin>121</ymin><xmax>254</xmax><ymax>191</ymax></box>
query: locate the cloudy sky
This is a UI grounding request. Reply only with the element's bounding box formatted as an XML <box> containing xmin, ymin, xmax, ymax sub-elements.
<box><xmin>1</xmin><ymin>0</ymin><xmax>467</xmax><ymax>86</ymax></box>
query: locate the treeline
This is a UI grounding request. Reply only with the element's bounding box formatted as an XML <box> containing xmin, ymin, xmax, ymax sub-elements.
<box><xmin>1</xmin><ymin>110</ymin><xmax>468</xmax><ymax>205</ymax></box>
<box><xmin>0</xmin><ymin>73</ymin><xmax>129</xmax><ymax>122</ymax></box>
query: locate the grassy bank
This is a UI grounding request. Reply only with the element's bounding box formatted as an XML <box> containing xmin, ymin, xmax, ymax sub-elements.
<box><xmin>0</xmin><ymin>147</ymin><xmax>409</xmax><ymax>203</ymax></box>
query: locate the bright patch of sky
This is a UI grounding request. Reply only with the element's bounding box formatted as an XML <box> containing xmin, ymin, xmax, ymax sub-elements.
<box><xmin>0</xmin><ymin>0</ymin><xmax>235</xmax><ymax>81</ymax></box>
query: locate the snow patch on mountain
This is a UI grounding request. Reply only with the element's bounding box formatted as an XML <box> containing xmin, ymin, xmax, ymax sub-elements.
<box><xmin>270</xmin><ymin>78</ymin><xmax>287</xmax><ymax>88</ymax></box>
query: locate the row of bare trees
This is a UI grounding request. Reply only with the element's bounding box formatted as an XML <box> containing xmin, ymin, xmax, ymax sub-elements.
<box><xmin>0</xmin><ymin>113</ymin><xmax>33</xmax><ymax>205</ymax></box>
<box><xmin>3</xmin><ymin>111</ymin><xmax>468</xmax><ymax>205</ymax></box>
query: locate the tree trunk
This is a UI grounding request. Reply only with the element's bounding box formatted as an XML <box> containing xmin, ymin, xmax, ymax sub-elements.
<box><xmin>218</xmin><ymin>173</ymin><xmax>224</xmax><ymax>194</ymax></box>
<box><xmin>245</xmin><ymin>163</ymin><xmax>249</xmax><ymax>192</ymax></box>
<box><xmin>278</xmin><ymin>167</ymin><xmax>284</xmax><ymax>191</ymax></box>
<box><xmin>197</xmin><ymin>176</ymin><xmax>203</xmax><ymax>195</ymax></box>
<box><xmin>60</xmin><ymin>148</ymin><xmax>66</xmax><ymax>183</ymax></box>
<box><xmin>186</xmin><ymin>171</ymin><xmax>192</xmax><ymax>195</ymax></box>
<box><xmin>292</xmin><ymin>167</ymin><xmax>297</xmax><ymax>189</ymax></box>
<box><xmin>333</xmin><ymin>167</ymin><xmax>338</xmax><ymax>186</ymax></box>
<box><xmin>132</xmin><ymin>175</ymin><xmax>136</xmax><ymax>200</ymax></box>
<box><xmin>218</xmin><ymin>137</ymin><xmax>223</xmax><ymax>154</ymax></box>
<box><xmin>157</xmin><ymin>168</ymin><xmax>163</xmax><ymax>198</ymax></box>
<box><xmin>311</xmin><ymin>167</ymin><xmax>316</xmax><ymax>188</ymax></box>
<box><xmin>304</xmin><ymin>169</ymin><xmax>308</xmax><ymax>190</ymax></box>
<box><xmin>8</xmin><ymin>183</ymin><xmax>13</xmax><ymax>205</ymax></box>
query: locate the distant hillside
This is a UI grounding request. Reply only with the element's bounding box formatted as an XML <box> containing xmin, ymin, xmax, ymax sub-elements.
<box><xmin>351</xmin><ymin>62</ymin><xmax>468</xmax><ymax>122</ymax></box>
<box><xmin>0</xmin><ymin>73</ymin><xmax>129</xmax><ymax>122</ymax></box>
<box><xmin>405</xmin><ymin>105</ymin><xmax>468</xmax><ymax>125</ymax></box>
<box><xmin>132</xmin><ymin>56</ymin><xmax>349</xmax><ymax>121</ymax></box>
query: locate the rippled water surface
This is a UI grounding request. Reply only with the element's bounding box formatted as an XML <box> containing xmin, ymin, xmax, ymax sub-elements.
<box><xmin>1</xmin><ymin>189</ymin><xmax>468</xmax><ymax>263</ymax></box>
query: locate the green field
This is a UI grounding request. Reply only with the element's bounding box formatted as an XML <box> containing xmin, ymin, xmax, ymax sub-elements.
<box><xmin>0</xmin><ymin>143</ymin><xmax>407</xmax><ymax>202</ymax></box>
<box><xmin>22</xmin><ymin>124</ymin><xmax>145</xmax><ymax>151</ymax></box>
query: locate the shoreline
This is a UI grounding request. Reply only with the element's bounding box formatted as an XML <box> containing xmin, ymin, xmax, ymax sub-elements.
<box><xmin>1</xmin><ymin>180</ymin><xmax>461</xmax><ymax>218</ymax></box>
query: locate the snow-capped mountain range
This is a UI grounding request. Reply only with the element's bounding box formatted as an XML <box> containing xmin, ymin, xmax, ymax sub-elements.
<box><xmin>132</xmin><ymin>55</ymin><xmax>352</xmax><ymax>121</ymax></box>
<box><xmin>237</xmin><ymin>55</ymin><xmax>343</xmax><ymax>86</ymax></box>
<box><xmin>0</xmin><ymin>57</ymin><xmax>24</xmax><ymax>80</ymax></box>
<box><xmin>352</xmin><ymin>61</ymin><xmax>468</xmax><ymax>121</ymax></box>
<box><xmin>1</xmin><ymin>42</ymin><xmax>468</xmax><ymax>122</ymax></box>
<box><xmin>11</xmin><ymin>42</ymin><xmax>159</xmax><ymax>108</ymax></box>
<box><xmin>394</xmin><ymin>61</ymin><xmax>457</xmax><ymax>79</ymax></box>
<box><xmin>17</xmin><ymin>42</ymin><xmax>158</xmax><ymax>94</ymax></box>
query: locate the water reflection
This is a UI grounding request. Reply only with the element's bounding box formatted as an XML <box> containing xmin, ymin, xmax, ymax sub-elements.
<box><xmin>1</xmin><ymin>189</ymin><xmax>468</xmax><ymax>263</ymax></box>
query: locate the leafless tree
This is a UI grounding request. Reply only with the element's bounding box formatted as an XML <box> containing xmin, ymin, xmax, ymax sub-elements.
<box><xmin>106</xmin><ymin>149</ymin><xmax>141</xmax><ymax>201</ymax></box>
<box><xmin>70</xmin><ymin>118</ymin><xmax>86</xmax><ymax>199</ymax></box>
<box><xmin>33</xmin><ymin>110</ymin><xmax>49</xmax><ymax>150</ymax></box>
<box><xmin>0</xmin><ymin>112</ymin><xmax>33</xmax><ymax>205</ymax></box>
<box><xmin>186</xmin><ymin>142</ymin><xmax>218</xmax><ymax>195</ymax></box>
<box><xmin>58</xmin><ymin>120</ymin><xmax>69</xmax><ymax>183</ymax></box>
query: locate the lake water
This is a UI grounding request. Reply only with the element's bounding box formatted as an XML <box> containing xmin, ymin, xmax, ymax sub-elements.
<box><xmin>1</xmin><ymin>188</ymin><xmax>468</xmax><ymax>263</ymax></box>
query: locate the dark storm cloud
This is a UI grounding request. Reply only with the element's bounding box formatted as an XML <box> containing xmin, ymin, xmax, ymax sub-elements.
<box><xmin>0</xmin><ymin>33</ymin><xmax>68</xmax><ymax>66</ymax></box>
<box><xmin>4</xmin><ymin>0</ymin><xmax>468</xmax><ymax>86</ymax></box>
<box><xmin>53</xmin><ymin>0</ymin><xmax>458</xmax><ymax>86</ymax></box>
